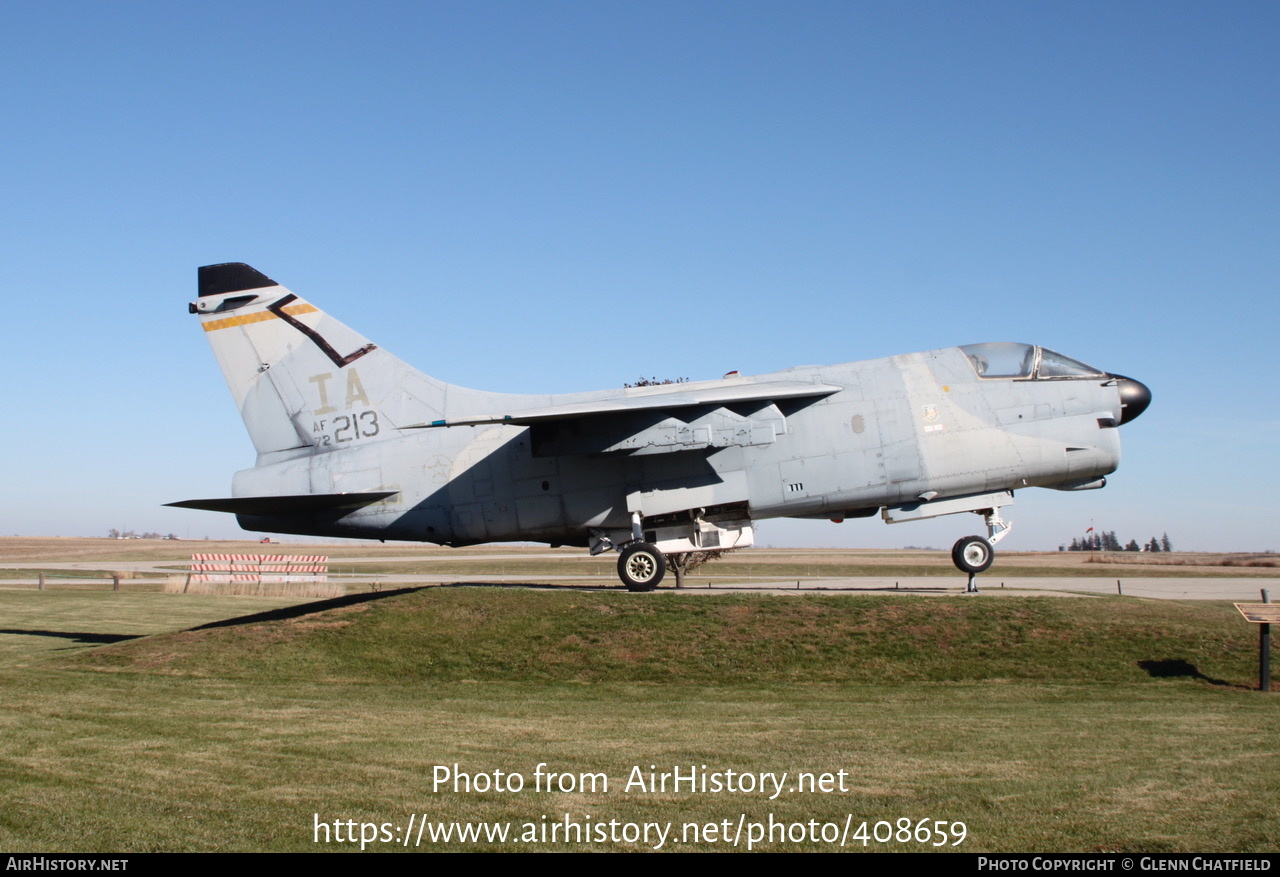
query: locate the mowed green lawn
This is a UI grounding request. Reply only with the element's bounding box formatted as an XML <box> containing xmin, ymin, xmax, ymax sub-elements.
<box><xmin>0</xmin><ymin>587</ymin><xmax>1274</xmax><ymax>852</ymax></box>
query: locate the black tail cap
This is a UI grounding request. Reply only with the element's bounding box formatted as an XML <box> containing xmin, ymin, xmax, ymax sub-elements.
<box><xmin>198</xmin><ymin>263</ymin><xmax>278</xmax><ymax>297</ymax></box>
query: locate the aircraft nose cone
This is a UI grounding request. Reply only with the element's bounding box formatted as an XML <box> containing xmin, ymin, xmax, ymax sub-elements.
<box><xmin>1110</xmin><ymin>374</ymin><xmax>1152</xmax><ymax>424</ymax></box>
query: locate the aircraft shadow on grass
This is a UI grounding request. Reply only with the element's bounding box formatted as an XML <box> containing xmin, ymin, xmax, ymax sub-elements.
<box><xmin>1137</xmin><ymin>658</ymin><xmax>1233</xmax><ymax>687</ymax></box>
<box><xmin>187</xmin><ymin>587</ymin><xmax>426</xmax><ymax>631</ymax></box>
<box><xmin>0</xmin><ymin>629</ymin><xmax>143</xmax><ymax>647</ymax></box>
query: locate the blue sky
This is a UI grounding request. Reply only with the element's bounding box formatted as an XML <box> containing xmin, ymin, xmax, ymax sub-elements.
<box><xmin>2</xmin><ymin>1</ymin><xmax>1276</xmax><ymax>551</ymax></box>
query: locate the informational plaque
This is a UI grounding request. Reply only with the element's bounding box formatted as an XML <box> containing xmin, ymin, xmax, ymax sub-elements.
<box><xmin>1234</xmin><ymin>603</ymin><xmax>1280</xmax><ymax>624</ymax></box>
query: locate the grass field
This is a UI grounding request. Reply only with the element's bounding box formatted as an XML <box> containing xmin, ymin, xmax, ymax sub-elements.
<box><xmin>1</xmin><ymin>556</ymin><xmax>1276</xmax><ymax>853</ymax></box>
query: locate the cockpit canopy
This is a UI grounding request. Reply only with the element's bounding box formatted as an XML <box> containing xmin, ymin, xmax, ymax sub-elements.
<box><xmin>960</xmin><ymin>343</ymin><xmax>1104</xmax><ymax>380</ymax></box>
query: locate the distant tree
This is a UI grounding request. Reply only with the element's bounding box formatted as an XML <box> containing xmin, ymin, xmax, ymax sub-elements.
<box><xmin>1062</xmin><ymin>532</ymin><xmax>1170</xmax><ymax>553</ymax></box>
<box><xmin>668</xmin><ymin>548</ymin><xmax>742</xmax><ymax>588</ymax></box>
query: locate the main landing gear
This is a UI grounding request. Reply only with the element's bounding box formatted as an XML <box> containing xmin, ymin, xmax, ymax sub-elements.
<box><xmin>617</xmin><ymin>542</ymin><xmax>666</xmax><ymax>592</ymax></box>
<box><xmin>951</xmin><ymin>508</ymin><xmax>1012</xmax><ymax>593</ymax></box>
<box><xmin>592</xmin><ymin>508</ymin><xmax>755</xmax><ymax>591</ymax></box>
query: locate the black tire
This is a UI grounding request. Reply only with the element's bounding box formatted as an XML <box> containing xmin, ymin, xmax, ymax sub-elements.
<box><xmin>618</xmin><ymin>542</ymin><xmax>666</xmax><ymax>591</ymax></box>
<box><xmin>952</xmin><ymin>535</ymin><xmax>994</xmax><ymax>574</ymax></box>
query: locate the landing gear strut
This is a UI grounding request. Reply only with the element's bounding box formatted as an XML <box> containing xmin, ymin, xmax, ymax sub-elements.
<box><xmin>951</xmin><ymin>508</ymin><xmax>1013</xmax><ymax>592</ymax></box>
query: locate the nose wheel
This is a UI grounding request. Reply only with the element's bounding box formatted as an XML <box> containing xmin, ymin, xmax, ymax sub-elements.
<box><xmin>951</xmin><ymin>508</ymin><xmax>1013</xmax><ymax>592</ymax></box>
<box><xmin>952</xmin><ymin>535</ymin><xmax>994</xmax><ymax>574</ymax></box>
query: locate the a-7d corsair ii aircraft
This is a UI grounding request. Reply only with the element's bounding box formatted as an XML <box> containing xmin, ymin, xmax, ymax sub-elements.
<box><xmin>171</xmin><ymin>263</ymin><xmax>1151</xmax><ymax>590</ymax></box>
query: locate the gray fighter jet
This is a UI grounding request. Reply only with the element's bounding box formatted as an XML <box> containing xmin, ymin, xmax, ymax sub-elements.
<box><xmin>170</xmin><ymin>263</ymin><xmax>1151</xmax><ymax>590</ymax></box>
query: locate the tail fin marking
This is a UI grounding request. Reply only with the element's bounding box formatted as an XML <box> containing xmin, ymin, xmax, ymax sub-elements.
<box><xmin>192</xmin><ymin>263</ymin><xmax>448</xmax><ymax>459</ymax></box>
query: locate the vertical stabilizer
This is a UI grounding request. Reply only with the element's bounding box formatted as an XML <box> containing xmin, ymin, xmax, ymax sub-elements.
<box><xmin>192</xmin><ymin>263</ymin><xmax>449</xmax><ymax>459</ymax></box>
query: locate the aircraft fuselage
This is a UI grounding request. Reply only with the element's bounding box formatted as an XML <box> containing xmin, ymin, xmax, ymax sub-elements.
<box><xmin>233</xmin><ymin>348</ymin><xmax>1122</xmax><ymax>546</ymax></box>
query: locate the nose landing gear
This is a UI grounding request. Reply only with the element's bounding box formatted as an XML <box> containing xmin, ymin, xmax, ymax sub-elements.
<box><xmin>952</xmin><ymin>508</ymin><xmax>1013</xmax><ymax>593</ymax></box>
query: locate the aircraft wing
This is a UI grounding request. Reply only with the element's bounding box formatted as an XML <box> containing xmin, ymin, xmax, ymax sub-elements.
<box><xmin>410</xmin><ymin>380</ymin><xmax>842</xmax><ymax>428</ymax></box>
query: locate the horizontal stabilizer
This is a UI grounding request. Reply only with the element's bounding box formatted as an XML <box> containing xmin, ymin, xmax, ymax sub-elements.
<box><xmin>410</xmin><ymin>380</ymin><xmax>841</xmax><ymax>428</ymax></box>
<box><xmin>165</xmin><ymin>491</ymin><xmax>398</xmax><ymax>515</ymax></box>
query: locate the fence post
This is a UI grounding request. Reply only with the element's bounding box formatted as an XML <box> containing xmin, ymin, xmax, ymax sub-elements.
<box><xmin>1262</xmin><ymin>589</ymin><xmax>1271</xmax><ymax>693</ymax></box>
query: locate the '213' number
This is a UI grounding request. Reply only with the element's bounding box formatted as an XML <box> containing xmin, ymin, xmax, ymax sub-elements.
<box><xmin>333</xmin><ymin>410</ymin><xmax>380</xmax><ymax>443</ymax></box>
